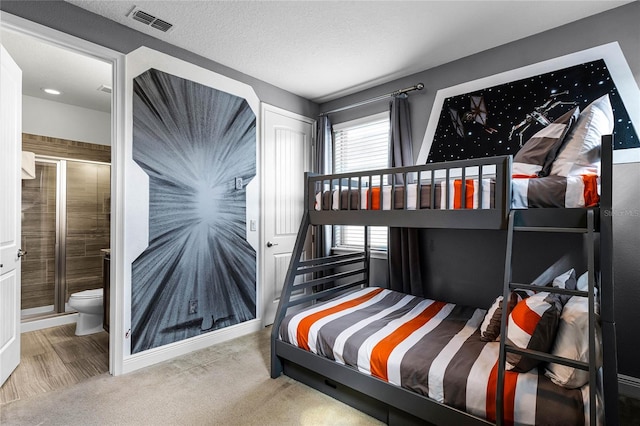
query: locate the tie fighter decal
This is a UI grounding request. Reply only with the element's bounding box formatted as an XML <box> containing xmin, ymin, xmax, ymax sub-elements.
<box><xmin>449</xmin><ymin>95</ymin><xmax>497</xmax><ymax>138</ymax></box>
<box><xmin>508</xmin><ymin>90</ymin><xmax>576</xmax><ymax>146</ymax></box>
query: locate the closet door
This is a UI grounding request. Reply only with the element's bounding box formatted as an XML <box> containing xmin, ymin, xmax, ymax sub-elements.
<box><xmin>262</xmin><ymin>105</ymin><xmax>314</xmax><ymax>325</ymax></box>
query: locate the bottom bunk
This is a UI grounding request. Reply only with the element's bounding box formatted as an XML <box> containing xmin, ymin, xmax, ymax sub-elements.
<box><xmin>274</xmin><ymin>286</ymin><xmax>600</xmax><ymax>426</ymax></box>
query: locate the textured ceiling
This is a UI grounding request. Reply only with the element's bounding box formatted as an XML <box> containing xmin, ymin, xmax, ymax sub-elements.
<box><xmin>1</xmin><ymin>1</ymin><xmax>632</xmax><ymax>114</ymax></box>
<box><xmin>65</xmin><ymin>0</ymin><xmax>632</xmax><ymax>103</ymax></box>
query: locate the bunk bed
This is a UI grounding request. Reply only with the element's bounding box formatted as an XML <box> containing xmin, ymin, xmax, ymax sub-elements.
<box><xmin>270</xmin><ymin>134</ymin><xmax>617</xmax><ymax>426</ymax></box>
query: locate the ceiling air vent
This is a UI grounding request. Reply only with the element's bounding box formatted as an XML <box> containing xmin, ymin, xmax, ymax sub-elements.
<box><xmin>128</xmin><ymin>7</ymin><xmax>174</xmax><ymax>33</ymax></box>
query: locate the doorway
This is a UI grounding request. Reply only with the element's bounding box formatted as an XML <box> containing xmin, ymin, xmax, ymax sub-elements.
<box><xmin>0</xmin><ymin>12</ymin><xmax>123</xmax><ymax>380</ymax></box>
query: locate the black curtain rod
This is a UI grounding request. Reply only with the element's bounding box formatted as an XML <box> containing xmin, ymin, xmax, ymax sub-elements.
<box><xmin>318</xmin><ymin>83</ymin><xmax>424</xmax><ymax>117</ymax></box>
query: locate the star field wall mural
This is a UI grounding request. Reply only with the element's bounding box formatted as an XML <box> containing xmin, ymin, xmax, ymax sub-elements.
<box><xmin>427</xmin><ymin>60</ymin><xmax>638</xmax><ymax>163</ymax></box>
<box><xmin>131</xmin><ymin>68</ymin><xmax>256</xmax><ymax>353</ymax></box>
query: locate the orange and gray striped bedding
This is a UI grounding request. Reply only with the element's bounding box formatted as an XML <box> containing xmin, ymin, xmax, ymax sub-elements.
<box><xmin>279</xmin><ymin>287</ymin><xmax>593</xmax><ymax>426</ymax></box>
<box><xmin>315</xmin><ymin>179</ymin><xmax>495</xmax><ymax>211</ymax></box>
<box><xmin>314</xmin><ymin>175</ymin><xmax>599</xmax><ymax>211</ymax></box>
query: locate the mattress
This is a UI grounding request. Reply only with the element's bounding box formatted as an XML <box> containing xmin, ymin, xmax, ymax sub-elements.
<box><xmin>279</xmin><ymin>287</ymin><xmax>594</xmax><ymax>426</ymax></box>
<box><xmin>314</xmin><ymin>175</ymin><xmax>599</xmax><ymax>211</ymax></box>
<box><xmin>316</xmin><ymin>179</ymin><xmax>495</xmax><ymax>211</ymax></box>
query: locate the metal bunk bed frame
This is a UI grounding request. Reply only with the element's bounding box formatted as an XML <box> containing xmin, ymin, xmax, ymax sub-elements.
<box><xmin>271</xmin><ymin>135</ymin><xmax>617</xmax><ymax>425</ymax></box>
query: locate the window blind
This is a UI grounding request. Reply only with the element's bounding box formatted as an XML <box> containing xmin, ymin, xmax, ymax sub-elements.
<box><xmin>333</xmin><ymin>113</ymin><xmax>389</xmax><ymax>250</ymax></box>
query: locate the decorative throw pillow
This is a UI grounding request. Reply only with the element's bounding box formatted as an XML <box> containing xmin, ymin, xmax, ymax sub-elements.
<box><xmin>545</xmin><ymin>295</ymin><xmax>602</xmax><ymax>388</ymax></box>
<box><xmin>480</xmin><ymin>290</ymin><xmax>533</xmax><ymax>342</ymax></box>
<box><xmin>505</xmin><ymin>291</ymin><xmax>563</xmax><ymax>373</ymax></box>
<box><xmin>551</xmin><ymin>94</ymin><xmax>614</xmax><ymax>177</ymax></box>
<box><xmin>513</xmin><ymin>107</ymin><xmax>580</xmax><ymax>177</ymax></box>
<box><xmin>576</xmin><ymin>270</ymin><xmax>589</xmax><ymax>292</ymax></box>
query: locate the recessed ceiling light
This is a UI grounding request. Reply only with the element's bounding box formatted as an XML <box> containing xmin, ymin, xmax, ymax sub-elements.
<box><xmin>42</xmin><ymin>88</ymin><xmax>62</xmax><ymax>95</ymax></box>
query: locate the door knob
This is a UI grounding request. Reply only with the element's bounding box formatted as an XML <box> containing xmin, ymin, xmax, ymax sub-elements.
<box><xmin>17</xmin><ymin>248</ymin><xmax>27</xmax><ymax>258</ymax></box>
<box><xmin>266</xmin><ymin>241</ymin><xmax>278</xmax><ymax>247</ymax></box>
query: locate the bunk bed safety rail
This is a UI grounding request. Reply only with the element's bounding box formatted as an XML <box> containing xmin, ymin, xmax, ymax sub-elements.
<box><xmin>308</xmin><ymin>155</ymin><xmax>512</xmax><ymax>229</ymax></box>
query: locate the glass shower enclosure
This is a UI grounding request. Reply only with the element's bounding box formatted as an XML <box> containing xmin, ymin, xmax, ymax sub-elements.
<box><xmin>21</xmin><ymin>157</ymin><xmax>110</xmax><ymax>319</ymax></box>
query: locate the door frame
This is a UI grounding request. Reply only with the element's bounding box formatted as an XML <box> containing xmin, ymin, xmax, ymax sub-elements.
<box><xmin>0</xmin><ymin>12</ymin><xmax>126</xmax><ymax>375</ymax></box>
<box><xmin>259</xmin><ymin>103</ymin><xmax>315</xmax><ymax>326</ymax></box>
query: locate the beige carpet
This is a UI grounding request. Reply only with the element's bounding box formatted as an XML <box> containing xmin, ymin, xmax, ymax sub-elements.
<box><xmin>0</xmin><ymin>327</ymin><xmax>382</xmax><ymax>425</ymax></box>
<box><xmin>3</xmin><ymin>325</ymin><xmax>639</xmax><ymax>425</ymax></box>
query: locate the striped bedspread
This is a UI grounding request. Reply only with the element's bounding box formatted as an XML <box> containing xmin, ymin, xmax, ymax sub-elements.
<box><xmin>279</xmin><ymin>287</ymin><xmax>593</xmax><ymax>426</ymax></box>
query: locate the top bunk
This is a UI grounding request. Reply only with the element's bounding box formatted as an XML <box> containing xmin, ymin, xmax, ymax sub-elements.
<box><xmin>307</xmin><ymin>134</ymin><xmax>613</xmax><ymax>231</ymax></box>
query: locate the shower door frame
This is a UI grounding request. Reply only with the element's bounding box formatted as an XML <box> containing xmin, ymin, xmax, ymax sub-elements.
<box><xmin>28</xmin><ymin>156</ymin><xmax>111</xmax><ymax>316</ymax></box>
<box><xmin>25</xmin><ymin>158</ymin><xmax>64</xmax><ymax>316</ymax></box>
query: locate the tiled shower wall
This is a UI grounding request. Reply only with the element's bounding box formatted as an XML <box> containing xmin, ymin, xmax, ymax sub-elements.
<box><xmin>21</xmin><ymin>134</ymin><xmax>111</xmax><ymax>310</ymax></box>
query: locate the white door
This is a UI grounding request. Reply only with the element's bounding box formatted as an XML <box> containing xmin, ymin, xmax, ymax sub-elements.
<box><xmin>0</xmin><ymin>45</ymin><xmax>22</xmax><ymax>386</ymax></box>
<box><xmin>262</xmin><ymin>105</ymin><xmax>314</xmax><ymax>325</ymax></box>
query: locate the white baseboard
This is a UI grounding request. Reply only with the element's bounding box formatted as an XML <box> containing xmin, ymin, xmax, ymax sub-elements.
<box><xmin>121</xmin><ymin>319</ymin><xmax>263</xmax><ymax>374</ymax></box>
<box><xmin>21</xmin><ymin>313</ymin><xmax>78</xmax><ymax>333</ymax></box>
<box><xmin>619</xmin><ymin>374</ymin><xmax>640</xmax><ymax>399</ymax></box>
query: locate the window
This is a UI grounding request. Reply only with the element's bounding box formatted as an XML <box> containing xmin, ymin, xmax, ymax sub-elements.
<box><xmin>333</xmin><ymin>112</ymin><xmax>389</xmax><ymax>250</ymax></box>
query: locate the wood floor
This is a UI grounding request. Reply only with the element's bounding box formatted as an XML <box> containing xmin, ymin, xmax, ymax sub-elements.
<box><xmin>0</xmin><ymin>323</ymin><xmax>108</xmax><ymax>405</ymax></box>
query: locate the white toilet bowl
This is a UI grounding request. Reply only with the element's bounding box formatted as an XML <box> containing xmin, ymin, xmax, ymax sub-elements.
<box><xmin>68</xmin><ymin>289</ymin><xmax>104</xmax><ymax>335</ymax></box>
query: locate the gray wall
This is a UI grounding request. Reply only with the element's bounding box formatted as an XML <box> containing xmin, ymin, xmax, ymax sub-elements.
<box><xmin>0</xmin><ymin>1</ymin><xmax>319</xmax><ymax>118</ymax></box>
<box><xmin>322</xmin><ymin>2</ymin><xmax>640</xmax><ymax>379</ymax></box>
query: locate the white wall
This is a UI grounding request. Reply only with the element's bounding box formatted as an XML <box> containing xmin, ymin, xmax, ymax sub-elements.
<box><xmin>22</xmin><ymin>95</ymin><xmax>110</xmax><ymax>145</ymax></box>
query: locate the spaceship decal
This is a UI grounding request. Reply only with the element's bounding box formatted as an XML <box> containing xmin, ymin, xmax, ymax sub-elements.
<box><xmin>449</xmin><ymin>95</ymin><xmax>497</xmax><ymax>138</ymax></box>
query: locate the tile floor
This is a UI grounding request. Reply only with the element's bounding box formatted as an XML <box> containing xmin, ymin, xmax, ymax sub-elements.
<box><xmin>0</xmin><ymin>323</ymin><xmax>108</xmax><ymax>405</ymax></box>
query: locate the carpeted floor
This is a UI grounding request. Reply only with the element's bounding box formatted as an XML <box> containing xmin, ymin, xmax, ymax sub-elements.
<box><xmin>2</xmin><ymin>325</ymin><xmax>639</xmax><ymax>425</ymax></box>
<box><xmin>0</xmin><ymin>326</ymin><xmax>382</xmax><ymax>425</ymax></box>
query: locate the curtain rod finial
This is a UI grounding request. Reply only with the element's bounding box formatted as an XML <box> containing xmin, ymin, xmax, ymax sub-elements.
<box><xmin>416</xmin><ymin>83</ymin><xmax>425</xmax><ymax>90</ymax></box>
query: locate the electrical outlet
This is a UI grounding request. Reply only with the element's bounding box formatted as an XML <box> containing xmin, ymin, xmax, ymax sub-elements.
<box><xmin>188</xmin><ymin>299</ymin><xmax>198</xmax><ymax>315</ymax></box>
<box><xmin>235</xmin><ymin>177</ymin><xmax>243</xmax><ymax>190</ymax></box>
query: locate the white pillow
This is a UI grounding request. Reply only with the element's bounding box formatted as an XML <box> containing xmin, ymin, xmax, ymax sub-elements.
<box><xmin>545</xmin><ymin>295</ymin><xmax>602</xmax><ymax>388</ymax></box>
<box><xmin>551</xmin><ymin>94</ymin><xmax>614</xmax><ymax>177</ymax></box>
<box><xmin>577</xmin><ymin>270</ymin><xmax>588</xmax><ymax>291</ymax></box>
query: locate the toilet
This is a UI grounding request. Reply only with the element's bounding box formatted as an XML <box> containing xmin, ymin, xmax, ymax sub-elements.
<box><xmin>68</xmin><ymin>289</ymin><xmax>104</xmax><ymax>335</ymax></box>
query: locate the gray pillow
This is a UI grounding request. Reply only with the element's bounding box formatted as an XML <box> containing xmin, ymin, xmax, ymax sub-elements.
<box><xmin>513</xmin><ymin>106</ymin><xmax>579</xmax><ymax>177</ymax></box>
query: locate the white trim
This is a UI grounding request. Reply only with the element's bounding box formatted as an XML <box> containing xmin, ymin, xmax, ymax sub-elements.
<box><xmin>21</xmin><ymin>305</ymin><xmax>55</xmax><ymax>317</ymax></box>
<box><xmin>21</xmin><ymin>313</ymin><xmax>78</xmax><ymax>333</ymax></box>
<box><xmin>417</xmin><ymin>42</ymin><xmax>640</xmax><ymax>165</ymax></box>
<box><xmin>122</xmin><ymin>47</ymin><xmax>262</xmax><ymax>369</ymax></box>
<box><xmin>122</xmin><ymin>319</ymin><xmax>261</xmax><ymax>374</ymax></box>
<box><xmin>0</xmin><ymin>12</ymin><xmax>125</xmax><ymax>376</ymax></box>
<box><xmin>619</xmin><ymin>373</ymin><xmax>640</xmax><ymax>399</ymax></box>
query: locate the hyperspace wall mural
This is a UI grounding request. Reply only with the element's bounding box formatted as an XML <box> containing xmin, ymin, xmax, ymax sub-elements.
<box><xmin>131</xmin><ymin>68</ymin><xmax>256</xmax><ymax>353</ymax></box>
<box><xmin>427</xmin><ymin>59</ymin><xmax>638</xmax><ymax>164</ymax></box>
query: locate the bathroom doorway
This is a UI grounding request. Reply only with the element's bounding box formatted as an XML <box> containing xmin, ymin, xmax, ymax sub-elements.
<box><xmin>1</xmin><ymin>12</ymin><xmax>121</xmax><ymax>382</ymax></box>
<box><xmin>21</xmin><ymin>156</ymin><xmax>111</xmax><ymax>323</ymax></box>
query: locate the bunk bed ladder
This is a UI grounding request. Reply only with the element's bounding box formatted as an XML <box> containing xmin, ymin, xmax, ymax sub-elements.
<box><xmin>497</xmin><ymin>209</ymin><xmax>602</xmax><ymax>425</ymax></box>
<box><xmin>270</xmin><ymin>217</ymin><xmax>371</xmax><ymax>379</ymax></box>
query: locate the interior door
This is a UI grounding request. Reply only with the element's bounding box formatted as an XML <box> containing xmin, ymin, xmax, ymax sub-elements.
<box><xmin>262</xmin><ymin>105</ymin><xmax>314</xmax><ymax>325</ymax></box>
<box><xmin>0</xmin><ymin>44</ymin><xmax>23</xmax><ymax>386</ymax></box>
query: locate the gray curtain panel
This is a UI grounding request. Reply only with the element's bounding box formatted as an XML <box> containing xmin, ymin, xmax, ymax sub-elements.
<box><xmin>388</xmin><ymin>94</ymin><xmax>424</xmax><ymax>296</ymax></box>
<box><xmin>314</xmin><ymin>116</ymin><xmax>334</xmax><ymax>291</ymax></box>
<box><xmin>314</xmin><ymin>115</ymin><xmax>333</xmax><ymax>260</ymax></box>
